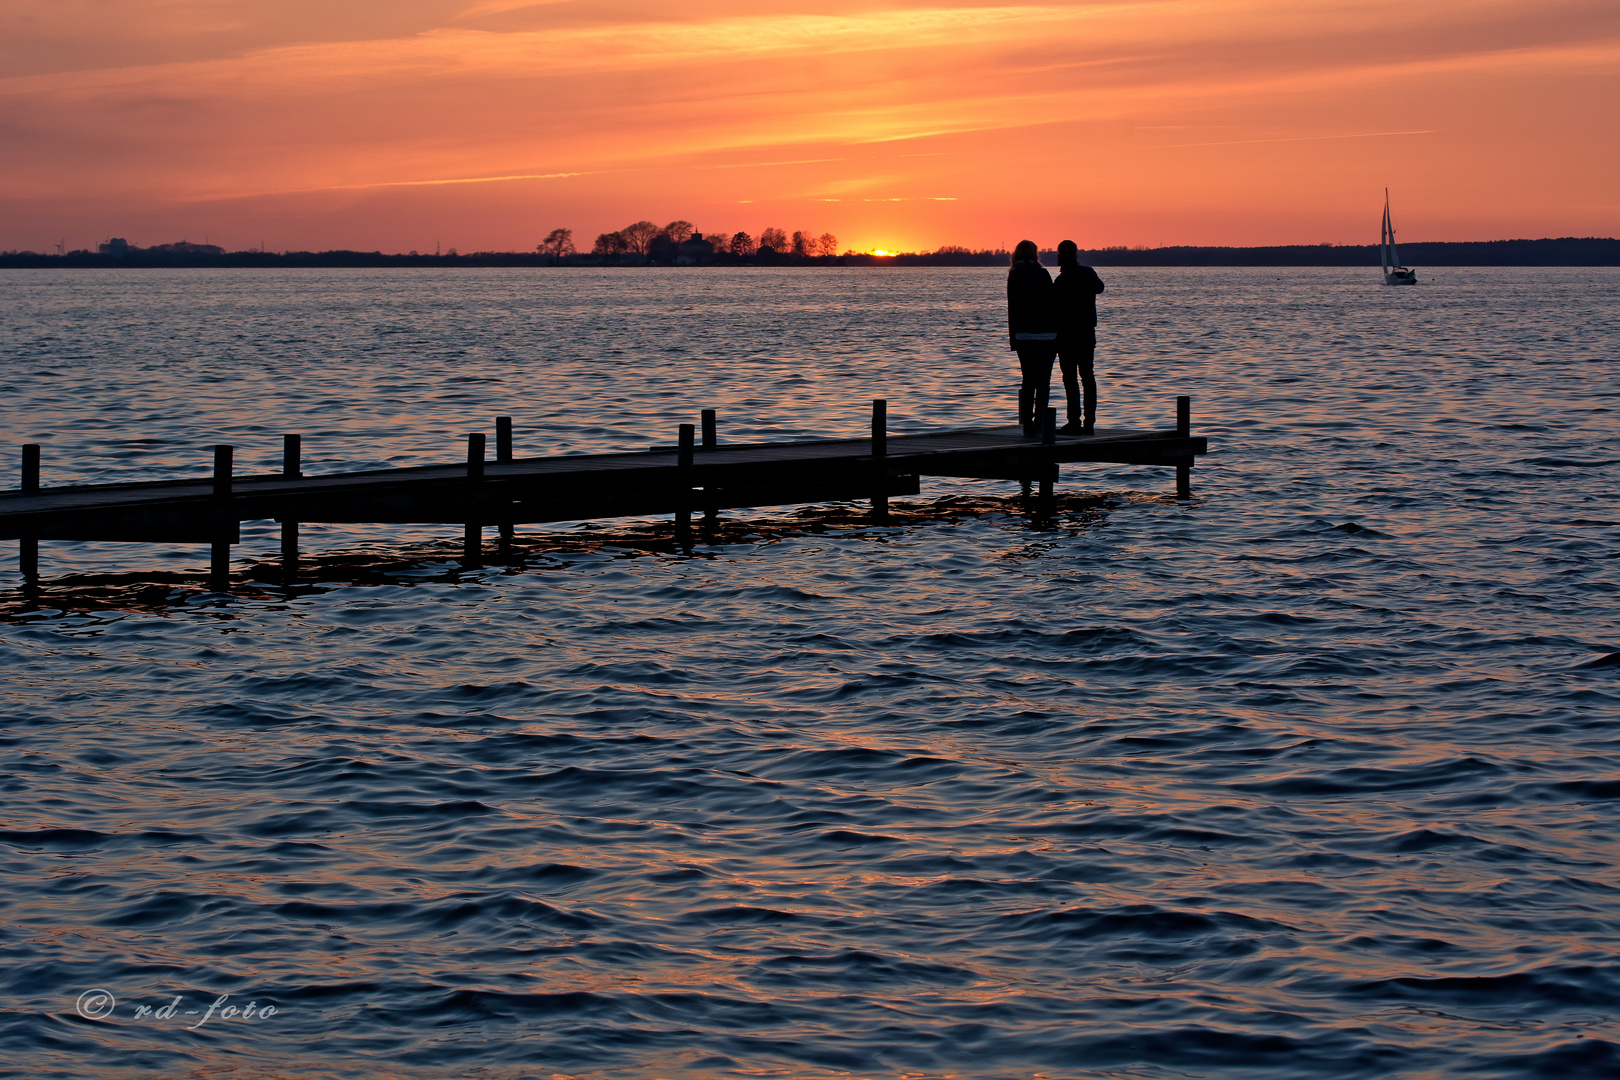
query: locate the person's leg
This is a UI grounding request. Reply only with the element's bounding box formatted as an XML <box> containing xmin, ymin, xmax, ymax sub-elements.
<box><xmin>1058</xmin><ymin>352</ymin><xmax>1081</xmax><ymax>424</ymax></box>
<box><xmin>1017</xmin><ymin>347</ymin><xmax>1047</xmax><ymax>429</ymax></box>
<box><xmin>1032</xmin><ymin>347</ymin><xmax>1055</xmax><ymax>428</ymax></box>
<box><xmin>1016</xmin><ymin>349</ymin><xmax>1034</xmax><ymax>427</ymax></box>
<box><xmin>1079</xmin><ymin>330</ymin><xmax>1097</xmax><ymax>431</ymax></box>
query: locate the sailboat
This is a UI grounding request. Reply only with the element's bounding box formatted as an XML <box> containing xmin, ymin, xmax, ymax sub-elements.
<box><xmin>1381</xmin><ymin>188</ymin><xmax>1417</xmax><ymax>285</ymax></box>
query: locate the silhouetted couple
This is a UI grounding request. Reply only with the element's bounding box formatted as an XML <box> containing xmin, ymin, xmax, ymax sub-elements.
<box><xmin>1007</xmin><ymin>239</ymin><xmax>1105</xmax><ymax>435</ymax></box>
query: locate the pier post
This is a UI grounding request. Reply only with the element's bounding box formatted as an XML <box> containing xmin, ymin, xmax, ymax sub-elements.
<box><xmin>871</xmin><ymin>399</ymin><xmax>889</xmax><ymax>519</ymax></box>
<box><xmin>213</xmin><ymin>445</ymin><xmax>233</xmax><ymax>498</ymax></box>
<box><xmin>465</xmin><ymin>433</ymin><xmax>486</xmax><ymax>563</ymax></box>
<box><xmin>210</xmin><ymin>446</ymin><xmax>233</xmax><ymax>586</ymax></box>
<box><xmin>676</xmin><ymin>423</ymin><xmax>695</xmax><ymax>534</ymax></box>
<box><xmin>496</xmin><ymin>419</ymin><xmax>514</xmax><ymax>544</ymax></box>
<box><xmin>700</xmin><ymin>409</ymin><xmax>718</xmax><ymax>526</ymax></box>
<box><xmin>209</xmin><ymin>533</ymin><xmax>231</xmax><ymax>591</ymax></box>
<box><xmin>281</xmin><ymin>520</ymin><xmax>298</xmax><ymax>584</ymax></box>
<box><xmin>1175</xmin><ymin>396</ymin><xmax>1192</xmax><ymax>497</ymax></box>
<box><xmin>496</xmin><ymin>416</ymin><xmax>513</xmax><ymax>463</ymax></box>
<box><xmin>21</xmin><ymin>444</ymin><xmax>40</xmax><ymax>492</ymax></box>
<box><xmin>19</xmin><ymin>534</ymin><xmax>38</xmax><ymax>582</ymax></box>
<box><xmin>283</xmin><ymin>434</ymin><xmax>301</xmax><ymax>479</ymax></box>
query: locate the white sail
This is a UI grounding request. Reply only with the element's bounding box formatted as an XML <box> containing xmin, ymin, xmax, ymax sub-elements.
<box><xmin>1385</xmin><ymin>189</ymin><xmax>1401</xmax><ymax>268</ymax></box>
<box><xmin>1381</xmin><ymin>196</ymin><xmax>1392</xmax><ymax>274</ymax></box>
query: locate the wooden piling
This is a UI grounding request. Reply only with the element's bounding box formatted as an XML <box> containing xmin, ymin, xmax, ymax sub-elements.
<box><xmin>1176</xmin><ymin>397</ymin><xmax>1192</xmax><ymax>496</ymax></box>
<box><xmin>676</xmin><ymin>423</ymin><xmax>695</xmax><ymax>533</ymax></box>
<box><xmin>209</xmin><ymin>533</ymin><xmax>231</xmax><ymax>590</ymax></box>
<box><xmin>282</xmin><ymin>434</ymin><xmax>301</xmax><ymax>479</ymax></box>
<box><xmin>281</xmin><ymin>520</ymin><xmax>298</xmax><ymax>583</ymax></box>
<box><xmin>1040</xmin><ymin>410</ymin><xmax>1057</xmax><ymax>506</ymax></box>
<box><xmin>499</xmin><ymin>522</ymin><xmax>514</xmax><ymax>554</ymax></box>
<box><xmin>21</xmin><ymin>444</ymin><xmax>40</xmax><ymax>493</ymax></box>
<box><xmin>871</xmin><ymin>399</ymin><xmax>889</xmax><ymax>518</ymax></box>
<box><xmin>700</xmin><ymin>409</ymin><xmax>718</xmax><ymax>525</ymax></box>
<box><xmin>213</xmin><ymin>445</ymin><xmax>233</xmax><ymax>498</ymax></box>
<box><xmin>462</xmin><ymin>523</ymin><xmax>482</xmax><ymax>565</ymax></box>
<box><xmin>18</xmin><ymin>443</ymin><xmax>41</xmax><ymax>578</ymax></box>
<box><xmin>466</xmin><ymin>433</ymin><xmax>485</xmax><ymax>480</ymax></box>
<box><xmin>496</xmin><ymin>416</ymin><xmax>513</xmax><ymax>463</ymax></box>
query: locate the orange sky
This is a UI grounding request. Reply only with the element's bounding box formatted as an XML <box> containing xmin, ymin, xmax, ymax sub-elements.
<box><xmin>1</xmin><ymin>0</ymin><xmax>1616</xmax><ymax>253</ymax></box>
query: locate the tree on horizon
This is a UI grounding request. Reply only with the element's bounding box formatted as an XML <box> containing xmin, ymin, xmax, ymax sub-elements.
<box><xmin>660</xmin><ymin>220</ymin><xmax>696</xmax><ymax>246</ymax></box>
<box><xmin>816</xmin><ymin>233</ymin><xmax>838</xmax><ymax>257</ymax></box>
<box><xmin>538</xmin><ymin>228</ymin><xmax>575</xmax><ymax>258</ymax></box>
<box><xmin>729</xmin><ymin>231</ymin><xmax>754</xmax><ymax>257</ymax></box>
<box><xmin>592</xmin><ymin>230</ymin><xmax>629</xmax><ymax>255</ymax></box>
<box><xmin>620</xmin><ymin>220</ymin><xmax>660</xmax><ymax>255</ymax></box>
<box><xmin>758</xmin><ymin>227</ymin><xmax>788</xmax><ymax>253</ymax></box>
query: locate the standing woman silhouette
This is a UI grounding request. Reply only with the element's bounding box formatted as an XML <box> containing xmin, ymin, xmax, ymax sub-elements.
<box><xmin>1006</xmin><ymin>240</ymin><xmax>1056</xmax><ymax>434</ymax></box>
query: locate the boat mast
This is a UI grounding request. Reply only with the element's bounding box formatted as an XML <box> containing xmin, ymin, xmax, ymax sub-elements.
<box><xmin>1385</xmin><ymin>188</ymin><xmax>1401</xmax><ymax>270</ymax></box>
<box><xmin>1381</xmin><ymin>189</ymin><xmax>1393</xmax><ymax>274</ymax></box>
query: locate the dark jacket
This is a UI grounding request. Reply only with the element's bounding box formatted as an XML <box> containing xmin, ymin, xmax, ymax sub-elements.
<box><xmin>1054</xmin><ymin>263</ymin><xmax>1105</xmax><ymax>343</ymax></box>
<box><xmin>1007</xmin><ymin>261</ymin><xmax>1056</xmax><ymax>350</ymax></box>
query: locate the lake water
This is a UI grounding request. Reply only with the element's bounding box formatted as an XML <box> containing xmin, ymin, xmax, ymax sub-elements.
<box><xmin>2</xmin><ymin>266</ymin><xmax>1618</xmax><ymax>1079</ymax></box>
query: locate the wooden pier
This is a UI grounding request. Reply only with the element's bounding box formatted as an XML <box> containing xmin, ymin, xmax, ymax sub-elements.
<box><xmin>4</xmin><ymin>400</ymin><xmax>1206</xmax><ymax>588</ymax></box>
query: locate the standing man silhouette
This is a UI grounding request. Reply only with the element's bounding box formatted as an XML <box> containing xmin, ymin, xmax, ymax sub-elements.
<box><xmin>1006</xmin><ymin>240</ymin><xmax>1057</xmax><ymax>435</ymax></box>
<box><xmin>1054</xmin><ymin>240</ymin><xmax>1105</xmax><ymax>435</ymax></box>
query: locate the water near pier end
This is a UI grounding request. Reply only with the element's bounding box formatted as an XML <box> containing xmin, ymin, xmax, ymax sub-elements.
<box><xmin>1</xmin><ymin>267</ymin><xmax>1618</xmax><ymax>1078</ymax></box>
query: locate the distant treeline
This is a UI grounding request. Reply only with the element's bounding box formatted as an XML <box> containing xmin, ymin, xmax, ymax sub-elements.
<box><xmin>1063</xmin><ymin>238</ymin><xmax>1620</xmax><ymax>267</ymax></box>
<box><xmin>4</xmin><ymin>237</ymin><xmax>1617</xmax><ymax>268</ymax></box>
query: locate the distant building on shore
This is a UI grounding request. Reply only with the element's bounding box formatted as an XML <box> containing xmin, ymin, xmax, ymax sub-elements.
<box><xmin>676</xmin><ymin>233</ymin><xmax>715</xmax><ymax>265</ymax></box>
<box><xmin>149</xmin><ymin>241</ymin><xmax>225</xmax><ymax>256</ymax></box>
<box><xmin>96</xmin><ymin>238</ymin><xmax>226</xmax><ymax>258</ymax></box>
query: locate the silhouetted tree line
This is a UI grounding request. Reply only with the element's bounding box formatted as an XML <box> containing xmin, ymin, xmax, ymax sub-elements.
<box><xmin>7</xmin><ymin>237</ymin><xmax>1619</xmax><ymax>269</ymax></box>
<box><xmin>535</xmin><ymin>220</ymin><xmax>841</xmax><ymax>264</ymax></box>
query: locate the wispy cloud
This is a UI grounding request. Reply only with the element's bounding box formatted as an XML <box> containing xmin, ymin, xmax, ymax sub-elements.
<box><xmin>1131</xmin><ymin>129</ymin><xmax>1437</xmax><ymax>150</ymax></box>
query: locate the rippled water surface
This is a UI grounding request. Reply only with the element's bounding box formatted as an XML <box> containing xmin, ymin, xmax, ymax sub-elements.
<box><xmin>2</xmin><ymin>267</ymin><xmax>1618</xmax><ymax>1079</ymax></box>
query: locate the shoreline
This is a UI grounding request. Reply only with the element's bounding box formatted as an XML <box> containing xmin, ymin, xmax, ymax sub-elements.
<box><xmin>4</xmin><ymin>237</ymin><xmax>1618</xmax><ymax>269</ymax></box>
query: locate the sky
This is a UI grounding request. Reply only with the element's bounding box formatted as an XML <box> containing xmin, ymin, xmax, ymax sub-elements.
<box><xmin>1</xmin><ymin>0</ymin><xmax>1616</xmax><ymax>254</ymax></box>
